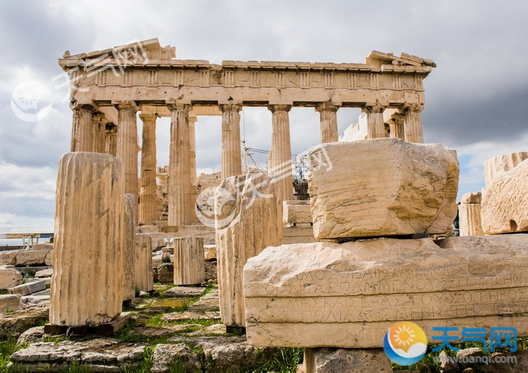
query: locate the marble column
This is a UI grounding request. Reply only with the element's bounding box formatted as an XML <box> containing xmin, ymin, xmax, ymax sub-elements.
<box><xmin>459</xmin><ymin>192</ymin><xmax>484</xmax><ymax>236</ymax></box>
<box><xmin>50</xmin><ymin>153</ymin><xmax>124</xmax><ymax>326</ymax></box>
<box><xmin>168</xmin><ymin>103</ymin><xmax>192</xmax><ymax>226</ymax></box>
<box><xmin>173</xmin><ymin>237</ymin><xmax>205</xmax><ymax>285</ymax></box>
<box><xmin>220</xmin><ymin>104</ymin><xmax>242</xmax><ymax>179</ymax></box>
<box><xmin>71</xmin><ymin>103</ymin><xmax>96</xmax><ymax>152</ymax></box>
<box><xmin>105</xmin><ymin>124</ymin><xmax>118</xmax><ymax>156</ymax></box>
<box><xmin>115</xmin><ymin>102</ymin><xmax>139</xmax><ymax>201</ymax></box>
<box><xmin>92</xmin><ymin>112</ymin><xmax>107</xmax><ymax>153</ymax></box>
<box><xmin>139</xmin><ymin>113</ymin><xmax>158</xmax><ymax>225</ymax></box>
<box><xmin>388</xmin><ymin>113</ymin><xmax>405</xmax><ymax>140</ymax></box>
<box><xmin>268</xmin><ymin>104</ymin><xmax>294</xmax><ymax>201</ymax></box>
<box><xmin>189</xmin><ymin>114</ymin><xmax>199</xmax><ymax>223</ymax></box>
<box><xmin>361</xmin><ymin>103</ymin><xmax>386</xmax><ymax>139</ymax></box>
<box><xmin>402</xmin><ymin>104</ymin><xmax>424</xmax><ymax>143</ymax></box>
<box><xmin>315</xmin><ymin>102</ymin><xmax>339</xmax><ymax>143</ymax></box>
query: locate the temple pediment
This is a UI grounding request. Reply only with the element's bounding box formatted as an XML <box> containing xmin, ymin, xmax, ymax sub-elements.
<box><xmin>60</xmin><ymin>38</ymin><xmax>176</xmax><ymax>67</ymax></box>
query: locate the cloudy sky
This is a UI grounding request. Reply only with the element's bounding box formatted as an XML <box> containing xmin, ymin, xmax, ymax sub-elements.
<box><xmin>1</xmin><ymin>0</ymin><xmax>527</xmax><ymax>241</ymax></box>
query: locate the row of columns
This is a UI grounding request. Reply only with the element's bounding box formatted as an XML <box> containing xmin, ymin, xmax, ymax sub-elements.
<box><xmin>70</xmin><ymin>101</ymin><xmax>424</xmax><ymax>226</ymax></box>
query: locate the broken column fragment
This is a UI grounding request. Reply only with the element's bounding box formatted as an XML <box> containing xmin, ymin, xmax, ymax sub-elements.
<box><xmin>50</xmin><ymin>152</ymin><xmax>124</xmax><ymax>326</ymax></box>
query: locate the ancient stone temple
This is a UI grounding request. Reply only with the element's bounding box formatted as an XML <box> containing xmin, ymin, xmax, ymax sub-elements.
<box><xmin>59</xmin><ymin>38</ymin><xmax>435</xmax><ymax>226</ymax></box>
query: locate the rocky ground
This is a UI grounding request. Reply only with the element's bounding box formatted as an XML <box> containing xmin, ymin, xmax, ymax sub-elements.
<box><xmin>0</xmin><ymin>283</ymin><xmax>302</xmax><ymax>372</ymax></box>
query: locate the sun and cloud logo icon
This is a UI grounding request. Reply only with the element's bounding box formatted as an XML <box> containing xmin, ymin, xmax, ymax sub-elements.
<box><xmin>383</xmin><ymin>322</ymin><xmax>428</xmax><ymax>366</ymax></box>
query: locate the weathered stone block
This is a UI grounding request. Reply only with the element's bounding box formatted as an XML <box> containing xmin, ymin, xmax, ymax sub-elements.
<box><xmin>0</xmin><ymin>268</ymin><xmax>22</xmax><ymax>289</ymax></box>
<box><xmin>216</xmin><ymin>173</ymin><xmax>282</xmax><ymax>327</ymax></box>
<box><xmin>16</xmin><ymin>249</ymin><xmax>51</xmax><ymax>266</ymax></box>
<box><xmin>482</xmin><ymin>159</ymin><xmax>528</xmax><ymax>234</ymax></box>
<box><xmin>283</xmin><ymin>200</ymin><xmax>312</xmax><ymax>225</ymax></box>
<box><xmin>134</xmin><ymin>234</ymin><xmax>153</xmax><ymax>292</ymax></box>
<box><xmin>173</xmin><ymin>237</ymin><xmax>205</xmax><ymax>286</ymax></box>
<box><xmin>302</xmin><ymin>348</ymin><xmax>392</xmax><ymax>373</ymax></box>
<box><xmin>0</xmin><ymin>251</ymin><xmax>17</xmax><ymax>266</ymax></box>
<box><xmin>484</xmin><ymin>151</ymin><xmax>528</xmax><ymax>187</ymax></box>
<box><xmin>244</xmin><ymin>234</ymin><xmax>528</xmax><ymax>348</ymax></box>
<box><xmin>50</xmin><ymin>152</ymin><xmax>124</xmax><ymax>326</ymax></box>
<box><xmin>307</xmin><ymin>138</ymin><xmax>459</xmax><ymax>239</ymax></box>
<box><xmin>0</xmin><ymin>294</ymin><xmax>22</xmax><ymax>312</ymax></box>
<box><xmin>9</xmin><ymin>280</ymin><xmax>46</xmax><ymax>296</ymax></box>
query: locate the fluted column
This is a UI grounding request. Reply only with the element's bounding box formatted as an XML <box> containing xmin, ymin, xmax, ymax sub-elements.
<box><xmin>388</xmin><ymin>113</ymin><xmax>405</xmax><ymax>140</ymax></box>
<box><xmin>168</xmin><ymin>103</ymin><xmax>192</xmax><ymax>226</ymax></box>
<box><xmin>459</xmin><ymin>192</ymin><xmax>484</xmax><ymax>236</ymax></box>
<box><xmin>92</xmin><ymin>112</ymin><xmax>107</xmax><ymax>153</ymax></box>
<box><xmin>220</xmin><ymin>104</ymin><xmax>242</xmax><ymax>179</ymax></box>
<box><xmin>268</xmin><ymin>104</ymin><xmax>294</xmax><ymax>201</ymax></box>
<box><xmin>401</xmin><ymin>104</ymin><xmax>424</xmax><ymax>143</ymax></box>
<box><xmin>50</xmin><ymin>153</ymin><xmax>124</xmax><ymax>326</ymax></box>
<box><xmin>315</xmin><ymin>102</ymin><xmax>339</xmax><ymax>143</ymax></box>
<box><xmin>173</xmin><ymin>237</ymin><xmax>205</xmax><ymax>285</ymax></box>
<box><xmin>105</xmin><ymin>124</ymin><xmax>118</xmax><ymax>156</ymax></box>
<box><xmin>189</xmin><ymin>115</ymin><xmax>198</xmax><ymax>223</ymax></box>
<box><xmin>361</xmin><ymin>103</ymin><xmax>386</xmax><ymax>139</ymax></box>
<box><xmin>71</xmin><ymin>103</ymin><xmax>96</xmax><ymax>152</ymax></box>
<box><xmin>139</xmin><ymin>113</ymin><xmax>158</xmax><ymax>225</ymax></box>
<box><xmin>115</xmin><ymin>102</ymin><xmax>139</xmax><ymax>200</ymax></box>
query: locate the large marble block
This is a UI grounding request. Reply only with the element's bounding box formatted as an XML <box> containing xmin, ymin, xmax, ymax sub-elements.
<box><xmin>244</xmin><ymin>235</ymin><xmax>528</xmax><ymax>348</ymax></box>
<box><xmin>307</xmin><ymin>138</ymin><xmax>459</xmax><ymax>239</ymax></box>
<box><xmin>482</xmin><ymin>159</ymin><xmax>528</xmax><ymax>234</ymax></box>
<box><xmin>50</xmin><ymin>152</ymin><xmax>124</xmax><ymax>326</ymax></box>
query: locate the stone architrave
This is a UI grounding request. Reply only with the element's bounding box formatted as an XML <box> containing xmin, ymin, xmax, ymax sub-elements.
<box><xmin>307</xmin><ymin>138</ymin><xmax>459</xmax><ymax>239</ymax></box>
<box><xmin>122</xmin><ymin>194</ymin><xmax>136</xmax><ymax>302</ymax></box>
<box><xmin>484</xmin><ymin>151</ymin><xmax>528</xmax><ymax>187</ymax></box>
<box><xmin>244</xmin><ymin>234</ymin><xmax>528</xmax><ymax>348</ymax></box>
<box><xmin>481</xmin><ymin>159</ymin><xmax>528</xmax><ymax>234</ymax></box>
<box><xmin>173</xmin><ymin>237</ymin><xmax>205</xmax><ymax>286</ymax></box>
<box><xmin>216</xmin><ymin>173</ymin><xmax>283</xmax><ymax>327</ymax></box>
<box><xmin>50</xmin><ymin>152</ymin><xmax>124</xmax><ymax>326</ymax></box>
<box><xmin>134</xmin><ymin>234</ymin><xmax>153</xmax><ymax>292</ymax></box>
<box><xmin>458</xmin><ymin>192</ymin><xmax>483</xmax><ymax>236</ymax></box>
